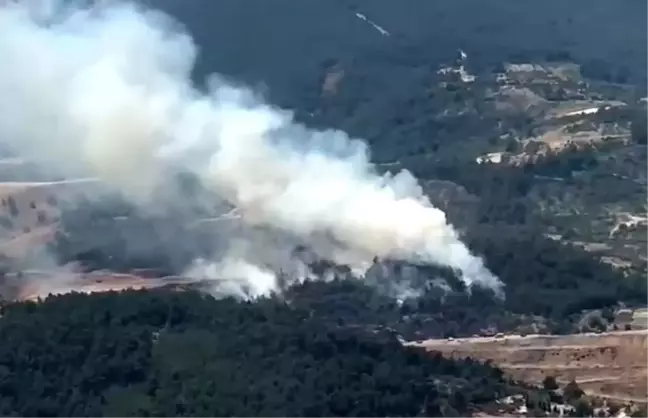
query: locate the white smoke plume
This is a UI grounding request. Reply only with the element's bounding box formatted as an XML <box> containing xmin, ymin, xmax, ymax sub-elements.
<box><xmin>0</xmin><ymin>0</ymin><xmax>504</xmax><ymax>297</ymax></box>
<box><xmin>185</xmin><ymin>258</ymin><xmax>278</xmax><ymax>300</ymax></box>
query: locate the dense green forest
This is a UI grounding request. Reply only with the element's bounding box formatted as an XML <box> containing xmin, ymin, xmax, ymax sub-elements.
<box><xmin>0</xmin><ymin>290</ymin><xmax>517</xmax><ymax>417</ymax></box>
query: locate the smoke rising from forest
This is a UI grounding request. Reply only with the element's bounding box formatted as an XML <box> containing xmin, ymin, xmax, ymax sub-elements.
<box><xmin>0</xmin><ymin>0</ymin><xmax>503</xmax><ymax>299</ymax></box>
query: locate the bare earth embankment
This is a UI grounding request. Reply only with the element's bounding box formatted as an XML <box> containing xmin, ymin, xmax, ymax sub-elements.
<box><xmin>406</xmin><ymin>331</ymin><xmax>648</xmax><ymax>404</ymax></box>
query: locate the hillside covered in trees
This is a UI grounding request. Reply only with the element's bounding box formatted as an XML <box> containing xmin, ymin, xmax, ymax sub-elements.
<box><xmin>0</xmin><ymin>290</ymin><xmax>520</xmax><ymax>417</ymax></box>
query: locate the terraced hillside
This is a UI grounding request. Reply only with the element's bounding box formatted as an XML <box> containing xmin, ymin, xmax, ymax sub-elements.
<box><xmin>407</xmin><ymin>331</ymin><xmax>648</xmax><ymax>404</ymax></box>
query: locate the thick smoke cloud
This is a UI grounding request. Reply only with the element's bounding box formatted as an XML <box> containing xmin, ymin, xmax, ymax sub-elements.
<box><xmin>0</xmin><ymin>1</ymin><xmax>503</xmax><ymax>298</ymax></box>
